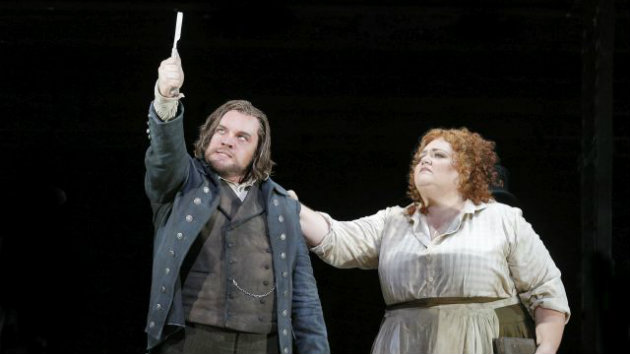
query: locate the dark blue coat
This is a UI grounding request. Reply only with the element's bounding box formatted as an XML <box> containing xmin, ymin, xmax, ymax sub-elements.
<box><xmin>144</xmin><ymin>103</ymin><xmax>329</xmax><ymax>354</ymax></box>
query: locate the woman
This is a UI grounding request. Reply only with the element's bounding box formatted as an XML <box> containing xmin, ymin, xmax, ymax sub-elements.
<box><xmin>293</xmin><ymin>128</ymin><xmax>570</xmax><ymax>354</ymax></box>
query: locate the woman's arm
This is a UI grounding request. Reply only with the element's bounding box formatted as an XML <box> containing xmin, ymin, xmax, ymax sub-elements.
<box><xmin>534</xmin><ymin>307</ymin><xmax>565</xmax><ymax>354</ymax></box>
<box><xmin>298</xmin><ymin>202</ymin><xmax>330</xmax><ymax>247</ymax></box>
<box><xmin>287</xmin><ymin>190</ymin><xmax>388</xmax><ymax>269</ymax></box>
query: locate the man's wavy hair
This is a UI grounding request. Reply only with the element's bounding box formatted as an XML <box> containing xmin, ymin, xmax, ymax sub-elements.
<box><xmin>193</xmin><ymin>100</ymin><xmax>274</xmax><ymax>182</ymax></box>
<box><xmin>406</xmin><ymin>127</ymin><xmax>500</xmax><ymax>215</ymax></box>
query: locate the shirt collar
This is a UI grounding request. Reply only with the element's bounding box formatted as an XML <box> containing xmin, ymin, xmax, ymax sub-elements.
<box><xmin>405</xmin><ymin>199</ymin><xmax>489</xmax><ymax>220</ymax></box>
<box><xmin>219</xmin><ymin>176</ymin><xmax>257</xmax><ymax>190</ymax></box>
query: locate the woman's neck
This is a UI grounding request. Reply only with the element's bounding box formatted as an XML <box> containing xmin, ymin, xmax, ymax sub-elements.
<box><xmin>423</xmin><ymin>194</ymin><xmax>465</xmax><ymax>235</ymax></box>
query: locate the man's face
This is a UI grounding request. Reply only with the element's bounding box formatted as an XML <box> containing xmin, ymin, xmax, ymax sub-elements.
<box><xmin>204</xmin><ymin>110</ymin><xmax>260</xmax><ymax>182</ymax></box>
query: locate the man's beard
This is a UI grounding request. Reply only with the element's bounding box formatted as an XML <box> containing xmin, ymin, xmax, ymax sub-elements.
<box><xmin>208</xmin><ymin>158</ymin><xmax>252</xmax><ymax>181</ymax></box>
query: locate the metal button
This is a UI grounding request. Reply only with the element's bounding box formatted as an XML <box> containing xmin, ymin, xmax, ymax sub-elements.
<box><xmin>282</xmin><ymin>328</ymin><xmax>288</xmax><ymax>336</ymax></box>
<box><xmin>280</xmin><ymin>233</ymin><xmax>286</xmax><ymax>240</ymax></box>
<box><xmin>156</xmin><ymin>303</ymin><xmax>162</xmax><ymax>310</ymax></box>
<box><xmin>278</xmin><ymin>215</ymin><xmax>284</xmax><ymax>223</ymax></box>
<box><xmin>282</xmin><ymin>309</ymin><xmax>288</xmax><ymax>317</ymax></box>
<box><xmin>283</xmin><ymin>347</ymin><xmax>289</xmax><ymax>353</ymax></box>
<box><xmin>282</xmin><ymin>271</ymin><xmax>288</xmax><ymax>278</ymax></box>
<box><xmin>165</xmin><ymin>267</ymin><xmax>170</xmax><ymax>275</ymax></box>
<box><xmin>176</xmin><ymin>232</ymin><xmax>183</xmax><ymax>240</ymax></box>
<box><xmin>149</xmin><ymin>321</ymin><xmax>155</xmax><ymax>328</ymax></box>
<box><xmin>146</xmin><ymin>128</ymin><xmax>150</xmax><ymax>134</ymax></box>
<box><xmin>280</xmin><ymin>252</ymin><xmax>286</xmax><ymax>259</ymax></box>
<box><xmin>169</xmin><ymin>249</ymin><xmax>175</xmax><ymax>257</ymax></box>
<box><xmin>186</xmin><ymin>215</ymin><xmax>193</xmax><ymax>222</ymax></box>
<box><xmin>161</xmin><ymin>286</ymin><xmax>167</xmax><ymax>293</ymax></box>
<box><xmin>283</xmin><ymin>290</ymin><xmax>288</xmax><ymax>297</ymax></box>
<box><xmin>273</xmin><ymin>198</ymin><xmax>279</xmax><ymax>206</ymax></box>
<box><xmin>227</xmin><ymin>242</ymin><xmax>234</xmax><ymax>248</ymax></box>
<box><xmin>203</xmin><ymin>187</ymin><xmax>210</xmax><ymax>193</ymax></box>
<box><xmin>194</xmin><ymin>197</ymin><xmax>201</xmax><ymax>205</ymax></box>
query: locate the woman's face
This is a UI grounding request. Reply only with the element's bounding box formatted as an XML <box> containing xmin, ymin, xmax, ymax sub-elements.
<box><xmin>414</xmin><ymin>138</ymin><xmax>460</xmax><ymax>195</ymax></box>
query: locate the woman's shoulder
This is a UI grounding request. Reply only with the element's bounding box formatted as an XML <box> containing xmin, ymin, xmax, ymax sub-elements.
<box><xmin>479</xmin><ymin>200</ymin><xmax>525</xmax><ymax>219</ymax></box>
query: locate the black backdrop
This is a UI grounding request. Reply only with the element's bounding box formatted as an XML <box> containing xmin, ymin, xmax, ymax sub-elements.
<box><xmin>1</xmin><ymin>1</ymin><xmax>628</xmax><ymax>353</ymax></box>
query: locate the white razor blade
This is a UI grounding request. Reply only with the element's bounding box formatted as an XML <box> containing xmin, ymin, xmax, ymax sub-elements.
<box><xmin>172</xmin><ymin>12</ymin><xmax>183</xmax><ymax>53</ymax></box>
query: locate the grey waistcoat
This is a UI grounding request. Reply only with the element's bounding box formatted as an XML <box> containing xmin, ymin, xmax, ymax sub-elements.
<box><xmin>181</xmin><ymin>181</ymin><xmax>276</xmax><ymax>334</ymax></box>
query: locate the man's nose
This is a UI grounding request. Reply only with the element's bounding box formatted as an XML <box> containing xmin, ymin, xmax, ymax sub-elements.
<box><xmin>221</xmin><ymin>134</ymin><xmax>235</xmax><ymax>147</ymax></box>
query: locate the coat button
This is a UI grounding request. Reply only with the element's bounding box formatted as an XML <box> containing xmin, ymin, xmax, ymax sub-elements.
<box><xmin>176</xmin><ymin>232</ymin><xmax>183</xmax><ymax>240</ymax></box>
<box><xmin>263</xmin><ymin>280</ymin><xmax>270</xmax><ymax>286</ymax></box>
<box><xmin>273</xmin><ymin>198</ymin><xmax>279</xmax><ymax>206</ymax></box>
<box><xmin>203</xmin><ymin>187</ymin><xmax>210</xmax><ymax>193</ymax></box>
<box><xmin>165</xmin><ymin>267</ymin><xmax>170</xmax><ymax>275</ymax></box>
<box><xmin>280</xmin><ymin>252</ymin><xmax>286</xmax><ymax>259</ymax></box>
<box><xmin>194</xmin><ymin>197</ymin><xmax>201</xmax><ymax>205</ymax></box>
<box><xmin>186</xmin><ymin>215</ymin><xmax>193</xmax><ymax>222</ymax></box>
<box><xmin>155</xmin><ymin>303</ymin><xmax>162</xmax><ymax>310</ymax></box>
<box><xmin>283</xmin><ymin>347</ymin><xmax>289</xmax><ymax>353</ymax></box>
<box><xmin>282</xmin><ymin>309</ymin><xmax>288</xmax><ymax>317</ymax></box>
<box><xmin>282</xmin><ymin>328</ymin><xmax>288</xmax><ymax>336</ymax></box>
<box><xmin>161</xmin><ymin>286</ymin><xmax>167</xmax><ymax>293</ymax></box>
<box><xmin>278</xmin><ymin>215</ymin><xmax>284</xmax><ymax>223</ymax></box>
<box><xmin>149</xmin><ymin>321</ymin><xmax>155</xmax><ymax>328</ymax></box>
<box><xmin>169</xmin><ymin>249</ymin><xmax>175</xmax><ymax>257</ymax></box>
<box><xmin>280</xmin><ymin>233</ymin><xmax>286</xmax><ymax>240</ymax></box>
<box><xmin>282</xmin><ymin>272</ymin><xmax>288</xmax><ymax>278</ymax></box>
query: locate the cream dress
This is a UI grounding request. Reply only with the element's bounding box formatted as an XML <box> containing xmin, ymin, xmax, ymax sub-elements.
<box><xmin>311</xmin><ymin>200</ymin><xmax>570</xmax><ymax>354</ymax></box>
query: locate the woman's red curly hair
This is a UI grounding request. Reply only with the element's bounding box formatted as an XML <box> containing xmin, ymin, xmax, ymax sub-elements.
<box><xmin>407</xmin><ymin>127</ymin><xmax>501</xmax><ymax>215</ymax></box>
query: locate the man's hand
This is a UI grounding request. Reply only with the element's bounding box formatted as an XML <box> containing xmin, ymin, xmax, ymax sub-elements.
<box><xmin>157</xmin><ymin>50</ymin><xmax>184</xmax><ymax>98</ymax></box>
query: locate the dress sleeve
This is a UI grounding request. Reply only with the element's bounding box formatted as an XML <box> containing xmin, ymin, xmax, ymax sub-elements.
<box><xmin>505</xmin><ymin>207</ymin><xmax>571</xmax><ymax>323</ymax></box>
<box><xmin>310</xmin><ymin>207</ymin><xmax>395</xmax><ymax>270</ymax></box>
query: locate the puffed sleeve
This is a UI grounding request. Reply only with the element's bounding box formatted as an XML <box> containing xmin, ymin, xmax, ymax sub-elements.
<box><xmin>505</xmin><ymin>207</ymin><xmax>571</xmax><ymax>322</ymax></box>
<box><xmin>310</xmin><ymin>207</ymin><xmax>396</xmax><ymax>270</ymax></box>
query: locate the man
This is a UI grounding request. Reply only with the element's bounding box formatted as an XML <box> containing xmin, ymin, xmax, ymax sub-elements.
<box><xmin>143</xmin><ymin>51</ymin><xmax>330</xmax><ymax>354</ymax></box>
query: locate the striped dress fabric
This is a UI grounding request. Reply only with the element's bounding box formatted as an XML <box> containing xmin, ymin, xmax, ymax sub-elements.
<box><xmin>311</xmin><ymin>200</ymin><xmax>570</xmax><ymax>354</ymax></box>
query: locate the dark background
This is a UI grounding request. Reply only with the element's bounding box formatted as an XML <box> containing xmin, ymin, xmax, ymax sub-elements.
<box><xmin>1</xmin><ymin>1</ymin><xmax>628</xmax><ymax>353</ymax></box>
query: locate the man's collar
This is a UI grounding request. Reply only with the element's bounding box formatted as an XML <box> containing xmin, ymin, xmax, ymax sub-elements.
<box><xmin>218</xmin><ymin>176</ymin><xmax>257</xmax><ymax>189</ymax></box>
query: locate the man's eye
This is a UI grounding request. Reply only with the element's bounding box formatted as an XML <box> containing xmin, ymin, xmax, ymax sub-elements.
<box><xmin>238</xmin><ymin>136</ymin><xmax>248</xmax><ymax>142</ymax></box>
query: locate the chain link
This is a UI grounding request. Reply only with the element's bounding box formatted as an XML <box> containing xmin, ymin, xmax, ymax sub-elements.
<box><xmin>232</xmin><ymin>279</ymin><xmax>275</xmax><ymax>298</ymax></box>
